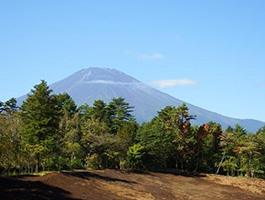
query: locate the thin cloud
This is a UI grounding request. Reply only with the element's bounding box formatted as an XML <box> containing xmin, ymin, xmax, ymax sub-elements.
<box><xmin>83</xmin><ymin>80</ymin><xmax>141</xmax><ymax>85</ymax></box>
<box><xmin>150</xmin><ymin>79</ymin><xmax>197</xmax><ymax>88</ymax></box>
<box><xmin>124</xmin><ymin>50</ymin><xmax>164</xmax><ymax>60</ymax></box>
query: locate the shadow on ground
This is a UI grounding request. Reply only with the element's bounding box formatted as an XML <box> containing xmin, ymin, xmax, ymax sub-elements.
<box><xmin>62</xmin><ymin>170</ymin><xmax>137</xmax><ymax>184</ymax></box>
<box><xmin>0</xmin><ymin>176</ymin><xmax>81</xmax><ymax>200</ymax></box>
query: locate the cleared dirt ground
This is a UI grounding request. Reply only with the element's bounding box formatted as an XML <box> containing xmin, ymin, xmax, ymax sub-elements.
<box><xmin>1</xmin><ymin>169</ymin><xmax>265</xmax><ymax>200</ymax></box>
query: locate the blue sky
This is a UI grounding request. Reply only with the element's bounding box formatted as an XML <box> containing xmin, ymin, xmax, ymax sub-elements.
<box><xmin>1</xmin><ymin>0</ymin><xmax>265</xmax><ymax>121</ymax></box>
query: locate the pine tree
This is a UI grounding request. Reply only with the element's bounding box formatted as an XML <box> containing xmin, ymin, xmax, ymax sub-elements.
<box><xmin>20</xmin><ymin>80</ymin><xmax>58</xmax><ymax>172</ymax></box>
<box><xmin>107</xmin><ymin>97</ymin><xmax>134</xmax><ymax>133</ymax></box>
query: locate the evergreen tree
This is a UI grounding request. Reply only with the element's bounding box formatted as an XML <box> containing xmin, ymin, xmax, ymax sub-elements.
<box><xmin>56</xmin><ymin>93</ymin><xmax>77</xmax><ymax>117</ymax></box>
<box><xmin>92</xmin><ymin>100</ymin><xmax>108</xmax><ymax>122</ymax></box>
<box><xmin>20</xmin><ymin>80</ymin><xmax>58</xmax><ymax>172</ymax></box>
<box><xmin>0</xmin><ymin>101</ymin><xmax>3</xmax><ymax>113</ymax></box>
<box><xmin>1</xmin><ymin>98</ymin><xmax>18</xmax><ymax>118</ymax></box>
<box><xmin>107</xmin><ymin>97</ymin><xmax>135</xmax><ymax>133</ymax></box>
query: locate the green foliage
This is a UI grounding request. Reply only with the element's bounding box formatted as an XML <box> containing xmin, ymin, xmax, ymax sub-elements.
<box><xmin>0</xmin><ymin>111</ymin><xmax>22</xmax><ymax>174</ymax></box>
<box><xmin>85</xmin><ymin>153</ymin><xmax>103</xmax><ymax>170</ymax></box>
<box><xmin>1</xmin><ymin>98</ymin><xmax>18</xmax><ymax>117</ymax></box>
<box><xmin>56</xmin><ymin>93</ymin><xmax>77</xmax><ymax>116</ymax></box>
<box><xmin>126</xmin><ymin>144</ymin><xmax>146</xmax><ymax>170</ymax></box>
<box><xmin>217</xmin><ymin>125</ymin><xmax>265</xmax><ymax>177</ymax></box>
<box><xmin>222</xmin><ymin>156</ymin><xmax>238</xmax><ymax>175</ymax></box>
<box><xmin>1</xmin><ymin>79</ymin><xmax>265</xmax><ymax>181</ymax></box>
<box><xmin>195</xmin><ymin>122</ymin><xmax>222</xmax><ymax>173</ymax></box>
<box><xmin>107</xmin><ymin>97</ymin><xmax>135</xmax><ymax>133</ymax></box>
<box><xmin>135</xmin><ymin>104</ymin><xmax>197</xmax><ymax>170</ymax></box>
<box><xmin>20</xmin><ymin>80</ymin><xmax>58</xmax><ymax>172</ymax></box>
<box><xmin>58</xmin><ymin>111</ymin><xmax>83</xmax><ymax>170</ymax></box>
<box><xmin>91</xmin><ymin>100</ymin><xmax>108</xmax><ymax>122</ymax></box>
<box><xmin>81</xmin><ymin>118</ymin><xmax>121</xmax><ymax>169</ymax></box>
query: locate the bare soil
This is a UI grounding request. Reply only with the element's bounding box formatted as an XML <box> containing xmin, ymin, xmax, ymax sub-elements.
<box><xmin>1</xmin><ymin>169</ymin><xmax>265</xmax><ymax>200</ymax></box>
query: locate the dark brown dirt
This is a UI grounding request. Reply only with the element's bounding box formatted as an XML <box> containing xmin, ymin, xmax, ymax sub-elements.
<box><xmin>0</xmin><ymin>169</ymin><xmax>265</xmax><ymax>200</ymax></box>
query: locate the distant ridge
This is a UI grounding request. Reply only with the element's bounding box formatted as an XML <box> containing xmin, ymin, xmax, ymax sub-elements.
<box><xmin>17</xmin><ymin>67</ymin><xmax>265</xmax><ymax>132</ymax></box>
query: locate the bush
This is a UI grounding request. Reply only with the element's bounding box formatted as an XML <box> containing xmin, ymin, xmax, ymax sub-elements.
<box><xmin>126</xmin><ymin>144</ymin><xmax>146</xmax><ymax>170</ymax></box>
<box><xmin>68</xmin><ymin>157</ymin><xmax>83</xmax><ymax>169</ymax></box>
<box><xmin>85</xmin><ymin>154</ymin><xmax>103</xmax><ymax>170</ymax></box>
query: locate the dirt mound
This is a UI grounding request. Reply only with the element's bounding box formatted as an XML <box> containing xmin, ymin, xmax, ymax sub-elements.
<box><xmin>1</xmin><ymin>170</ymin><xmax>265</xmax><ymax>200</ymax></box>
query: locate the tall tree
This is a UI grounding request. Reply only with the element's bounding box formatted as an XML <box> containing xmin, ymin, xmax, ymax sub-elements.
<box><xmin>58</xmin><ymin>111</ymin><xmax>83</xmax><ymax>169</ymax></box>
<box><xmin>135</xmin><ymin>104</ymin><xmax>196</xmax><ymax>170</ymax></box>
<box><xmin>81</xmin><ymin>118</ymin><xmax>120</xmax><ymax>169</ymax></box>
<box><xmin>92</xmin><ymin>100</ymin><xmax>108</xmax><ymax>122</ymax></box>
<box><xmin>20</xmin><ymin>80</ymin><xmax>58</xmax><ymax>172</ymax></box>
<box><xmin>56</xmin><ymin>93</ymin><xmax>77</xmax><ymax>117</ymax></box>
<box><xmin>172</xmin><ymin>104</ymin><xmax>196</xmax><ymax>171</ymax></box>
<box><xmin>0</xmin><ymin>99</ymin><xmax>22</xmax><ymax>174</ymax></box>
<box><xmin>1</xmin><ymin>98</ymin><xmax>18</xmax><ymax>118</ymax></box>
<box><xmin>107</xmin><ymin>97</ymin><xmax>134</xmax><ymax>133</ymax></box>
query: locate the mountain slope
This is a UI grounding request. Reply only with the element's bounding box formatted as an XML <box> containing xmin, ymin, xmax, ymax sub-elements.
<box><xmin>17</xmin><ymin>68</ymin><xmax>265</xmax><ymax>132</ymax></box>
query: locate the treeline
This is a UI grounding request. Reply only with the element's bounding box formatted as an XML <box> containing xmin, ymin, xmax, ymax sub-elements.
<box><xmin>1</xmin><ymin>80</ymin><xmax>265</xmax><ymax>178</ymax></box>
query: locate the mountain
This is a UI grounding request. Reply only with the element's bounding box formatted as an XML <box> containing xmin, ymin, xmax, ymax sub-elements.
<box><xmin>17</xmin><ymin>68</ymin><xmax>265</xmax><ymax>132</ymax></box>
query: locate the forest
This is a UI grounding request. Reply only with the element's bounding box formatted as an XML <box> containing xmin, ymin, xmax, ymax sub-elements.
<box><xmin>1</xmin><ymin>80</ymin><xmax>265</xmax><ymax>179</ymax></box>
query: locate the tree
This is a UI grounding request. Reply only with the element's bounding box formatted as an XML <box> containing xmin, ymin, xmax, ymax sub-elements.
<box><xmin>126</xmin><ymin>144</ymin><xmax>146</xmax><ymax>170</ymax></box>
<box><xmin>57</xmin><ymin>111</ymin><xmax>83</xmax><ymax>169</ymax></box>
<box><xmin>218</xmin><ymin>130</ymin><xmax>237</xmax><ymax>175</ymax></box>
<box><xmin>171</xmin><ymin>104</ymin><xmax>196</xmax><ymax>171</ymax></box>
<box><xmin>237</xmin><ymin>134</ymin><xmax>263</xmax><ymax>177</ymax></box>
<box><xmin>196</xmin><ymin>122</ymin><xmax>222</xmax><ymax>173</ymax></box>
<box><xmin>234</xmin><ymin>124</ymin><xmax>247</xmax><ymax>137</ymax></box>
<box><xmin>136</xmin><ymin>118</ymin><xmax>175</xmax><ymax>170</ymax></box>
<box><xmin>20</xmin><ymin>80</ymin><xmax>58</xmax><ymax>172</ymax></box>
<box><xmin>92</xmin><ymin>100</ymin><xmax>108</xmax><ymax>122</ymax></box>
<box><xmin>217</xmin><ymin>125</ymin><xmax>257</xmax><ymax>176</ymax></box>
<box><xmin>135</xmin><ymin>104</ymin><xmax>196</xmax><ymax>171</ymax></box>
<box><xmin>193</xmin><ymin>123</ymin><xmax>209</xmax><ymax>172</ymax></box>
<box><xmin>1</xmin><ymin>98</ymin><xmax>18</xmax><ymax>118</ymax></box>
<box><xmin>256</xmin><ymin>127</ymin><xmax>265</xmax><ymax>178</ymax></box>
<box><xmin>56</xmin><ymin>93</ymin><xmax>77</xmax><ymax>117</ymax></box>
<box><xmin>117</xmin><ymin>121</ymin><xmax>138</xmax><ymax>168</ymax></box>
<box><xmin>81</xmin><ymin>118</ymin><xmax>118</xmax><ymax>169</ymax></box>
<box><xmin>256</xmin><ymin>126</ymin><xmax>265</xmax><ymax>136</ymax></box>
<box><xmin>0</xmin><ymin>99</ymin><xmax>22</xmax><ymax>175</ymax></box>
<box><xmin>0</xmin><ymin>101</ymin><xmax>3</xmax><ymax>113</ymax></box>
<box><xmin>107</xmin><ymin>97</ymin><xmax>135</xmax><ymax>133</ymax></box>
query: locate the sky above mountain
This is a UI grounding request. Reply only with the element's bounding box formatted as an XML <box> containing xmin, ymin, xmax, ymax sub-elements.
<box><xmin>1</xmin><ymin>1</ymin><xmax>265</xmax><ymax>122</ymax></box>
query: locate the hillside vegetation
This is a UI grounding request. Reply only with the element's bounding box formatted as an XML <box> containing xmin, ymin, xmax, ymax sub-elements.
<box><xmin>1</xmin><ymin>80</ymin><xmax>265</xmax><ymax>180</ymax></box>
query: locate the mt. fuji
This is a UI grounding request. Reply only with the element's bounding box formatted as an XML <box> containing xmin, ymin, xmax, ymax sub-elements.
<box><xmin>17</xmin><ymin>68</ymin><xmax>265</xmax><ymax>132</ymax></box>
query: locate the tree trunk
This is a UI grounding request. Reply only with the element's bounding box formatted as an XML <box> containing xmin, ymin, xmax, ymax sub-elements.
<box><xmin>194</xmin><ymin>150</ymin><xmax>200</xmax><ymax>173</ymax></box>
<box><xmin>181</xmin><ymin>160</ymin><xmax>184</xmax><ymax>171</ymax></box>
<box><xmin>36</xmin><ymin>153</ymin><xmax>40</xmax><ymax>173</ymax></box>
<box><xmin>216</xmin><ymin>152</ymin><xmax>225</xmax><ymax>174</ymax></box>
<box><xmin>35</xmin><ymin>164</ymin><xmax>38</xmax><ymax>173</ymax></box>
